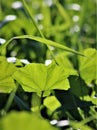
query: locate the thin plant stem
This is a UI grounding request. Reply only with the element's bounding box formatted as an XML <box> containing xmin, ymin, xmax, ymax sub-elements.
<box><xmin>40</xmin><ymin>91</ymin><xmax>44</xmax><ymax>105</ymax></box>
<box><xmin>22</xmin><ymin>0</ymin><xmax>59</xmax><ymax>65</ymax></box>
<box><xmin>2</xmin><ymin>88</ymin><xmax>17</xmax><ymax>115</ymax></box>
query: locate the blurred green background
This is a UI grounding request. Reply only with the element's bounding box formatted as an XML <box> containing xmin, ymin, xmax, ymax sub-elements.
<box><xmin>0</xmin><ymin>0</ymin><xmax>96</xmax><ymax>63</ymax></box>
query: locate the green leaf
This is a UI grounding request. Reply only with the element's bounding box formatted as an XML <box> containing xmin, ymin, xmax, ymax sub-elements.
<box><xmin>79</xmin><ymin>48</ymin><xmax>97</xmax><ymax>84</ymax></box>
<box><xmin>13</xmin><ymin>63</ymin><xmax>70</xmax><ymax>96</ymax></box>
<box><xmin>69</xmin><ymin>76</ymin><xmax>89</xmax><ymax>97</ymax></box>
<box><xmin>70</xmin><ymin>121</ymin><xmax>93</xmax><ymax>130</ymax></box>
<box><xmin>70</xmin><ymin>115</ymin><xmax>96</xmax><ymax>130</ymax></box>
<box><xmin>83</xmin><ymin>91</ymin><xmax>97</xmax><ymax>105</ymax></box>
<box><xmin>0</xmin><ymin>112</ymin><xmax>58</xmax><ymax>130</ymax></box>
<box><xmin>2</xmin><ymin>35</ymin><xmax>85</xmax><ymax>56</ymax></box>
<box><xmin>54</xmin><ymin>54</ymin><xmax>78</xmax><ymax>77</ymax></box>
<box><xmin>44</xmin><ymin>96</ymin><xmax>61</xmax><ymax>112</ymax></box>
<box><xmin>0</xmin><ymin>56</ymin><xmax>6</xmax><ymax>63</ymax></box>
<box><xmin>0</xmin><ymin>61</ymin><xmax>16</xmax><ymax>93</ymax></box>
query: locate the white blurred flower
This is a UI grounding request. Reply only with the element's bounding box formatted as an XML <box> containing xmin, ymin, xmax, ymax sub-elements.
<box><xmin>45</xmin><ymin>59</ymin><xmax>52</xmax><ymax>66</ymax></box>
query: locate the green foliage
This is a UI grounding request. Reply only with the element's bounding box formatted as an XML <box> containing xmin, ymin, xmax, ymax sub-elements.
<box><xmin>54</xmin><ymin>53</ymin><xmax>78</xmax><ymax>76</ymax></box>
<box><xmin>0</xmin><ymin>58</ymin><xmax>16</xmax><ymax>93</ymax></box>
<box><xmin>70</xmin><ymin>115</ymin><xmax>97</xmax><ymax>130</ymax></box>
<box><xmin>0</xmin><ymin>0</ymin><xmax>96</xmax><ymax>130</ymax></box>
<box><xmin>0</xmin><ymin>112</ymin><xmax>58</xmax><ymax>130</ymax></box>
<box><xmin>69</xmin><ymin>76</ymin><xmax>89</xmax><ymax>98</ymax></box>
<box><xmin>70</xmin><ymin>121</ymin><xmax>93</xmax><ymax>130</ymax></box>
<box><xmin>13</xmin><ymin>63</ymin><xmax>70</xmax><ymax>96</ymax></box>
<box><xmin>79</xmin><ymin>48</ymin><xmax>97</xmax><ymax>84</ymax></box>
<box><xmin>44</xmin><ymin>96</ymin><xmax>61</xmax><ymax>112</ymax></box>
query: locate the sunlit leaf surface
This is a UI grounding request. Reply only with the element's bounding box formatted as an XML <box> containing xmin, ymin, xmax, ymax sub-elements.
<box><xmin>44</xmin><ymin>96</ymin><xmax>61</xmax><ymax>111</ymax></box>
<box><xmin>0</xmin><ymin>61</ymin><xmax>16</xmax><ymax>93</ymax></box>
<box><xmin>13</xmin><ymin>63</ymin><xmax>70</xmax><ymax>96</ymax></box>
<box><xmin>79</xmin><ymin>48</ymin><xmax>97</xmax><ymax>84</ymax></box>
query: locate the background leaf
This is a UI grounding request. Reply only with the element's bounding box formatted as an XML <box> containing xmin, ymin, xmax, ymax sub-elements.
<box><xmin>44</xmin><ymin>96</ymin><xmax>61</xmax><ymax>112</ymax></box>
<box><xmin>53</xmin><ymin>53</ymin><xmax>78</xmax><ymax>77</ymax></box>
<box><xmin>79</xmin><ymin>48</ymin><xmax>97</xmax><ymax>84</ymax></box>
<box><xmin>0</xmin><ymin>61</ymin><xmax>16</xmax><ymax>93</ymax></box>
<box><xmin>70</xmin><ymin>121</ymin><xmax>93</xmax><ymax>130</ymax></box>
<box><xmin>0</xmin><ymin>112</ymin><xmax>58</xmax><ymax>130</ymax></box>
<box><xmin>69</xmin><ymin>75</ymin><xmax>89</xmax><ymax>98</ymax></box>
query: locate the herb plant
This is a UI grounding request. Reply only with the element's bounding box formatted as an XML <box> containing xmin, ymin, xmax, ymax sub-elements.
<box><xmin>0</xmin><ymin>0</ymin><xmax>96</xmax><ymax>130</ymax></box>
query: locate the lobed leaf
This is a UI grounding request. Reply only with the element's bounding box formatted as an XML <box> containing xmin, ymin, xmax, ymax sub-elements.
<box><xmin>13</xmin><ymin>63</ymin><xmax>70</xmax><ymax>97</ymax></box>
